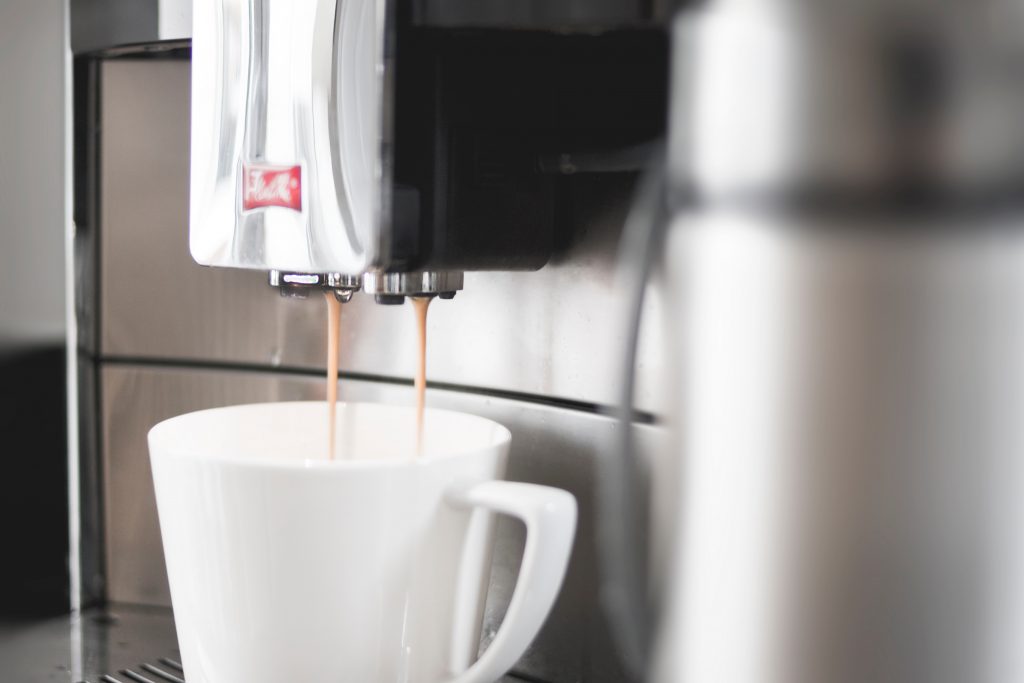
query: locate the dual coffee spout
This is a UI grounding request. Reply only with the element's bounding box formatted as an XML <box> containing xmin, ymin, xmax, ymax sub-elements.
<box><xmin>268</xmin><ymin>270</ymin><xmax>464</xmax><ymax>305</ymax></box>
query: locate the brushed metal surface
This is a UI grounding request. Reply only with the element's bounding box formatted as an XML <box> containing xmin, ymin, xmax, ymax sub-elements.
<box><xmin>158</xmin><ymin>0</ymin><xmax>190</xmax><ymax>40</ymax></box>
<box><xmin>98</xmin><ymin>59</ymin><xmax>665</xmax><ymax>413</ymax></box>
<box><xmin>70</xmin><ymin>0</ymin><xmax>157</xmax><ymax>54</ymax></box>
<box><xmin>101</xmin><ymin>366</ymin><xmax>313</xmax><ymax>607</ymax></box>
<box><xmin>101</xmin><ymin>363</ymin><xmax>653</xmax><ymax>681</ymax></box>
<box><xmin>69</xmin><ymin>0</ymin><xmax>190</xmax><ymax>53</ymax></box>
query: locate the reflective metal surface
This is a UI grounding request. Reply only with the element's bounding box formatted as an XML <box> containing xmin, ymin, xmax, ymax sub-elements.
<box><xmin>362</xmin><ymin>270</ymin><xmax>465</xmax><ymax>297</ymax></box>
<box><xmin>267</xmin><ymin>271</ymin><xmax>361</xmax><ymax>301</ymax></box>
<box><xmin>100</xmin><ymin>364</ymin><xmax>653</xmax><ymax>682</ymax></box>
<box><xmin>70</xmin><ymin>0</ymin><xmax>193</xmax><ymax>53</ymax></box>
<box><xmin>71</xmin><ymin>2</ymin><xmax>156</xmax><ymax>54</ymax></box>
<box><xmin>99</xmin><ymin>59</ymin><xmax>665</xmax><ymax>413</ymax></box>
<box><xmin>158</xmin><ymin>0</ymin><xmax>191</xmax><ymax>41</ymax></box>
<box><xmin>189</xmin><ymin>0</ymin><xmax>391</xmax><ymax>274</ymax></box>
<box><xmin>0</xmin><ymin>606</ymin><xmax>178</xmax><ymax>682</ymax></box>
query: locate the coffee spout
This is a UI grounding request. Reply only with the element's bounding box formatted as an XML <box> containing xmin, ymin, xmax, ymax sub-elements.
<box><xmin>362</xmin><ymin>271</ymin><xmax>464</xmax><ymax>305</ymax></box>
<box><xmin>268</xmin><ymin>271</ymin><xmax>362</xmax><ymax>302</ymax></box>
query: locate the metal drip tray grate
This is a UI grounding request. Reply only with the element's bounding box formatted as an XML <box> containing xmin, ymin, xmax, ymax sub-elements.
<box><xmin>86</xmin><ymin>657</ymin><xmax>533</xmax><ymax>683</ymax></box>
<box><xmin>92</xmin><ymin>658</ymin><xmax>186</xmax><ymax>683</ymax></box>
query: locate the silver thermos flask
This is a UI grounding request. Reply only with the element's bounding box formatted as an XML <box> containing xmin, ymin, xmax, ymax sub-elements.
<box><xmin>603</xmin><ymin>1</ymin><xmax>1024</xmax><ymax>682</ymax></box>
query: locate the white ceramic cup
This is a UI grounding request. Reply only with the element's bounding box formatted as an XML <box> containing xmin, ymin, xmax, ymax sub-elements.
<box><xmin>148</xmin><ymin>401</ymin><xmax>576</xmax><ymax>683</ymax></box>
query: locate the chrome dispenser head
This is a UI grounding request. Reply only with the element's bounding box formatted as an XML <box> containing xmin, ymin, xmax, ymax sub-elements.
<box><xmin>189</xmin><ymin>0</ymin><xmax>576</xmax><ymax>284</ymax></box>
<box><xmin>362</xmin><ymin>271</ymin><xmax>464</xmax><ymax>305</ymax></box>
<box><xmin>268</xmin><ymin>271</ymin><xmax>362</xmax><ymax>302</ymax></box>
<box><xmin>190</xmin><ymin>0</ymin><xmax>392</xmax><ymax>275</ymax></box>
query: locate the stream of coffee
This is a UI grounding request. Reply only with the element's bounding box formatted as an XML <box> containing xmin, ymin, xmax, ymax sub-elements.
<box><xmin>412</xmin><ymin>297</ymin><xmax>432</xmax><ymax>455</ymax></box>
<box><xmin>323</xmin><ymin>293</ymin><xmax>430</xmax><ymax>458</ymax></box>
<box><xmin>325</xmin><ymin>292</ymin><xmax>342</xmax><ymax>460</ymax></box>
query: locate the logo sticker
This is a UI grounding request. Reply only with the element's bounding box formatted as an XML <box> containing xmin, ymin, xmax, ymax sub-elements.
<box><xmin>242</xmin><ymin>164</ymin><xmax>302</xmax><ymax>211</ymax></box>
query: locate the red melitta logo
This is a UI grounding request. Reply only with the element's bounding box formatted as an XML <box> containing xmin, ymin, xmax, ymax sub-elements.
<box><xmin>242</xmin><ymin>163</ymin><xmax>302</xmax><ymax>211</ymax></box>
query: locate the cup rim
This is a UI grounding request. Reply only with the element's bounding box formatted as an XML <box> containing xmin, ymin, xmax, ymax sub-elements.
<box><xmin>148</xmin><ymin>400</ymin><xmax>512</xmax><ymax>470</ymax></box>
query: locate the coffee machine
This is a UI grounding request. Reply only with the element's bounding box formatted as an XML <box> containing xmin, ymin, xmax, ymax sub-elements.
<box><xmin>189</xmin><ymin>0</ymin><xmax>558</xmax><ymax>299</ymax></box>
<box><xmin>63</xmin><ymin>0</ymin><xmax>670</xmax><ymax>681</ymax></box>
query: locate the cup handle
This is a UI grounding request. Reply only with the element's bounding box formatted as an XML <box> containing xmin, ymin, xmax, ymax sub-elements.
<box><xmin>443</xmin><ymin>481</ymin><xmax>577</xmax><ymax>683</ymax></box>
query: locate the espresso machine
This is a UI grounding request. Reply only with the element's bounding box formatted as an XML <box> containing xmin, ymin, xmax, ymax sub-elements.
<box><xmin>61</xmin><ymin>0</ymin><xmax>669</xmax><ymax>681</ymax></box>
<box><xmin>188</xmin><ymin>0</ymin><xmax>556</xmax><ymax>297</ymax></box>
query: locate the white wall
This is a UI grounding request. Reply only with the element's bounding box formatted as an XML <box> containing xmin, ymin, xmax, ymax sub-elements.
<box><xmin>0</xmin><ymin>1</ymin><xmax>66</xmax><ymax>343</ymax></box>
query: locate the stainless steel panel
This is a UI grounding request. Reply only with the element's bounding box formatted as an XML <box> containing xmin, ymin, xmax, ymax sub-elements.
<box><xmin>71</xmin><ymin>0</ymin><xmax>157</xmax><ymax>54</ymax></box>
<box><xmin>70</xmin><ymin>0</ymin><xmax>190</xmax><ymax>52</ymax></box>
<box><xmin>101</xmin><ymin>365</ymin><xmax>317</xmax><ymax>607</ymax></box>
<box><xmin>77</xmin><ymin>354</ymin><xmax>105</xmax><ymax>607</ymax></box>
<box><xmin>99</xmin><ymin>60</ymin><xmax>665</xmax><ymax>413</ymax></box>
<box><xmin>158</xmin><ymin>0</ymin><xmax>190</xmax><ymax>40</ymax></box>
<box><xmin>101</xmin><ymin>364</ymin><xmax>652</xmax><ymax>681</ymax></box>
<box><xmin>99</xmin><ymin>60</ymin><xmax>293</xmax><ymax>369</ymax></box>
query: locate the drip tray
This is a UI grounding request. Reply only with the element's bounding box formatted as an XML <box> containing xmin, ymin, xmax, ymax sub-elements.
<box><xmin>94</xmin><ymin>657</ymin><xmax>531</xmax><ymax>683</ymax></box>
<box><xmin>95</xmin><ymin>658</ymin><xmax>185</xmax><ymax>683</ymax></box>
<box><xmin>0</xmin><ymin>604</ymin><xmax>180</xmax><ymax>682</ymax></box>
<box><xmin>0</xmin><ymin>604</ymin><xmax>530</xmax><ymax>682</ymax></box>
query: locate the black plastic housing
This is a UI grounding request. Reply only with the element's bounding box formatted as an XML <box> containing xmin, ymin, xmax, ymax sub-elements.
<box><xmin>389</xmin><ymin>25</ymin><xmax>668</xmax><ymax>271</ymax></box>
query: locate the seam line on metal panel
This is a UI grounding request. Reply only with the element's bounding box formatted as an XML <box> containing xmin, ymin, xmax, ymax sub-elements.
<box><xmin>97</xmin><ymin>355</ymin><xmax>657</xmax><ymax>423</ymax></box>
